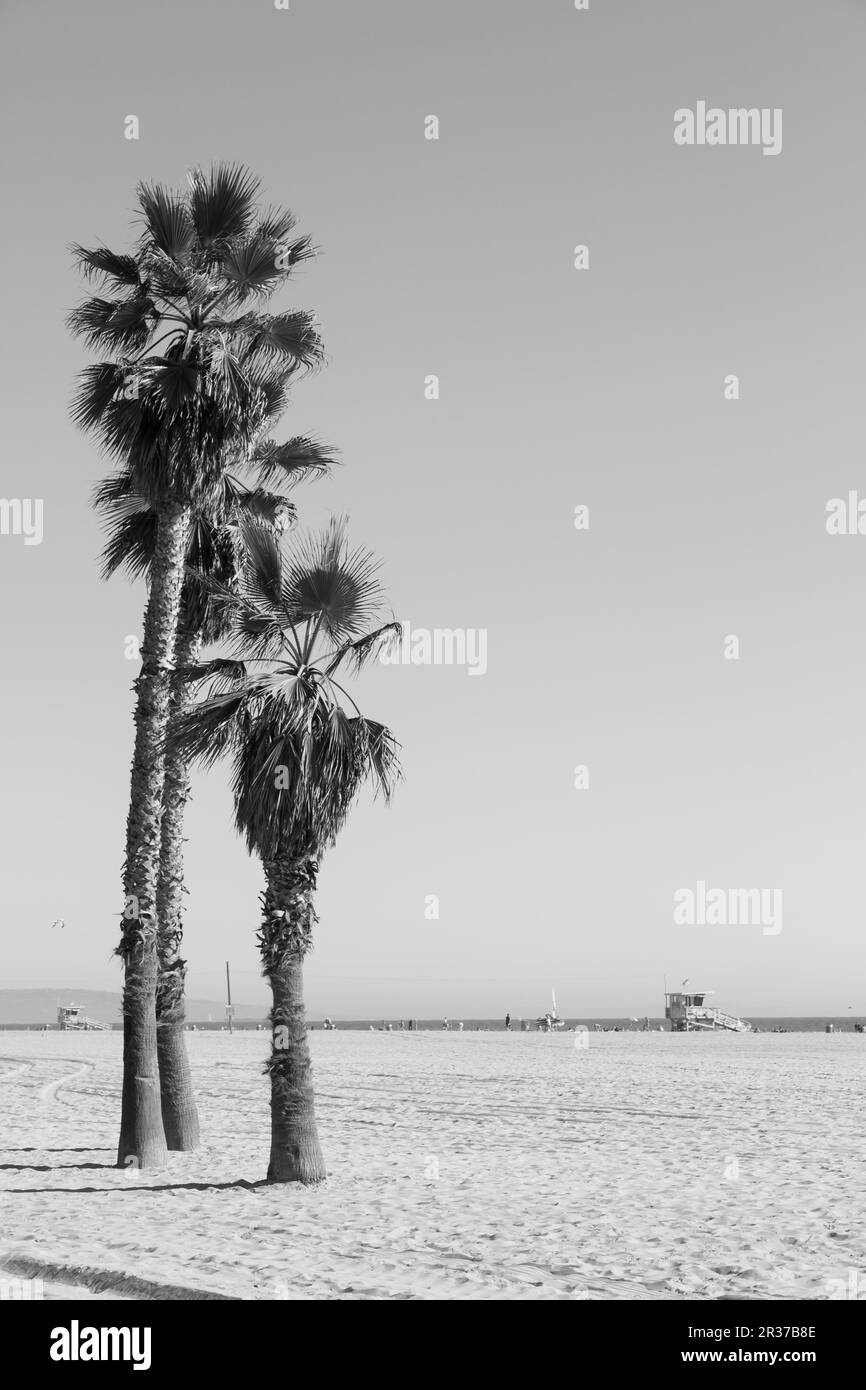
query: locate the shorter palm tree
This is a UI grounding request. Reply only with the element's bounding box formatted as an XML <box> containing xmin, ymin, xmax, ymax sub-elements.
<box><xmin>171</xmin><ymin>520</ymin><xmax>401</xmax><ymax>1182</ymax></box>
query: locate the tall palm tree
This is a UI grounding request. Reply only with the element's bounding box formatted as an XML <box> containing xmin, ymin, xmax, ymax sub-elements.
<box><xmin>69</xmin><ymin>164</ymin><xmax>323</xmax><ymax>1167</ymax></box>
<box><xmin>94</xmin><ymin>441</ymin><xmax>334</xmax><ymax>1149</ymax></box>
<box><xmin>171</xmin><ymin>520</ymin><xmax>401</xmax><ymax>1182</ymax></box>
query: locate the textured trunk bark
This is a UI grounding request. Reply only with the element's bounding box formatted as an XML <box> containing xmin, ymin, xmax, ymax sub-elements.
<box><xmin>117</xmin><ymin>500</ymin><xmax>191</xmax><ymax>1170</ymax></box>
<box><xmin>156</xmin><ymin>619</ymin><xmax>202</xmax><ymax>1151</ymax></box>
<box><xmin>259</xmin><ymin>852</ymin><xmax>326</xmax><ymax>1184</ymax></box>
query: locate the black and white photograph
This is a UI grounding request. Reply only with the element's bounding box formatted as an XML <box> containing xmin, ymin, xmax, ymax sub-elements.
<box><xmin>0</xmin><ymin>0</ymin><xmax>863</xmax><ymax>1358</ymax></box>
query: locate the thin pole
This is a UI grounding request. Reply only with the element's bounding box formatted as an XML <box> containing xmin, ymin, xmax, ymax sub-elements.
<box><xmin>226</xmin><ymin>961</ymin><xmax>233</xmax><ymax>1034</ymax></box>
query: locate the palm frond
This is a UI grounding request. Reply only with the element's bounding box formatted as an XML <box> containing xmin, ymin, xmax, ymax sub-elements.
<box><xmin>71</xmin><ymin>244</ymin><xmax>140</xmax><ymax>288</ymax></box>
<box><xmin>137</xmin><ymin>181</ymin><xmax>196</xmax><ymax>260</ymax></box>
<box><xmin>271</xmin><ymin>233</ymin><xmax>315</xmax><ymax>274</ymax></box>
<box><xmin>255</xmin><ymin>207</ymin><xmax>299</xmax><ymax>242</ymax></box>
<box><xmin>66</xmin><ymin>296</ymin><xmax>154</xmax><ymax>351</ymax></box>
<box><xmin>151</xmin><ymin>356</ymin><xmax>201</xmax><ymax>408</ymax></box>
<box><xmin>207</xmin><ymin>336</ymin><xmax>250</xmax><ymax>402</ymax></box>
<box><xmin>251</xmin><ymin>436</ymin><xmax>338</xmax><ymax>488</ymax></box>
<box><xmin>181</xmin><ymin>565</ymin><xmax>278</xmax><ymax>652</ymax></box>
<box><xmin>235</xmin><ymin>311</ymin><xmax>323</xmax><ymax>370</ymax></box>
<box><xmin>92</xmin><ymin>472</ymin><xmax>135</xmax><ymax>510</ymax></box>
<box><xmin>220</xmin><ymin>234</ymin><xmax>290</xmax><ymax>299</ymax></box>
<box><xmin>179</xmin><ymin>657</ymin><xmax>249</xmax><ymax>688</ymax></box>
<box><xmin>353</xmin><ymin>717</ymin><xmax>402</xmax><ymax>803</ymax></box>
<box><xmin>98</xmin><ymin>499</ymin><xmax>156</xmax><ymax>580</ymax></box>
<box><xmin>238</xmin><ymin>519</ymin><xmax>283</xmax><ymax>605</ymax></box>
<box><xmin>252</xmin><ymin>372</ymin><xmax>292</xmax><ymax>422</ymax></box>
<box><xmin>235</xmin><ymin>487</ymin><xmax>296</xmax><ymax>532</ymax></box>
<box><xmin>139</xmin><ymin>247</ymin><xmax>192</xmax><ymax>301</ymax></box>
<box><xmin>187</xmin><ymin>163</ymin><xmax>261</xmax><ymax>248</ymax></box>
<box><xmin>69</xmin><ymin>362</ymin><xmax>127</xmax><ymax>431</ymax></box>
<box><xmin>321</xmin><ymin>620</ymin><xmax>403</xmax><ymax>676</ymax></box>
<box><xmin>168</xmin><ymin>689</ymin><xmax>249</xmax><ymax>767</ymax></box>
<box><xmin>283</xmin><ymin>518</ymin><xmax>385</xmax><ymax>643</ymax></box>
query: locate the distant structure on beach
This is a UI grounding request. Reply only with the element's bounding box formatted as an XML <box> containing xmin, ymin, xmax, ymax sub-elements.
<box><xmin>664</xmin><ymin>987</ymin><xmax>751</xmax><ymax>1033</ymax></box>
<box><xmin>535</xmin><ymin>989</ymin><xmax>567</xmax><ymax>1033</ymax></box>
<box><xmin>56</xmin><ymin>1003</ymin><xmax>109</xmax><ymax>1031</ymax></box>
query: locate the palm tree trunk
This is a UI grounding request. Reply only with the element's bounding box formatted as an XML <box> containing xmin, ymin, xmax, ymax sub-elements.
<box><xmin>156</xmin><ymin>618</ymin><xmax>202</xmax><ymax>1151</ymax></box>
<box><xmin>259</xmin><ymin>851</ymin><xmax>326</xmax><ymax>1184</ymax></box>
<box><xmin>117</xmin><ymin>500</ymin><xmax>191</xmax><ymax>1170</ymax></box>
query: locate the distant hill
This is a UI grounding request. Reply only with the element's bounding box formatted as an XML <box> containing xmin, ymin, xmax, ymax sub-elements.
<box><xmin>0</xmin><ymin>989</ymin><xmax>269</xmax><ymax>1026</ymax></box>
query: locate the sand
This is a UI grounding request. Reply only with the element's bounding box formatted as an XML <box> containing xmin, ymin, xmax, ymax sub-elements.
<box><xmin>0</xmin><ymin>1029</ymin><xmax>863</xmax><ymax>1300</ymax></box>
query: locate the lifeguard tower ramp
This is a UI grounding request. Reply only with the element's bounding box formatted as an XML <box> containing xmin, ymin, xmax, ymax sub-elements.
<box><xmin>664</xmin><ymin>989</ymin><xmax>751</xmax><ymax>1034</ymax></box>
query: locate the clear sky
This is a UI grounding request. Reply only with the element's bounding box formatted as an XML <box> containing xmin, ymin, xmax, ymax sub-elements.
<box><xmin>1</xmin><ymin>0</ymin><xmax>865</xmax><ymax>1018</ymax></box>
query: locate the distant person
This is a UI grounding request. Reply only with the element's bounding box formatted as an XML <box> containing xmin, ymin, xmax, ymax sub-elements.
<box><xmin>505</xmin><ymin>1012</ymin><xmax>511</xmax><ymax>1030</ymax></box>
<box><xmin>458</xmin><ymin>1021</ymin><xmax>464</xmax><ymax>1031</ymax></box>
<box><xmin>442</xmin><ymin>1017</ymin><xmax>449</xmax><ymax>1030</ymax></box>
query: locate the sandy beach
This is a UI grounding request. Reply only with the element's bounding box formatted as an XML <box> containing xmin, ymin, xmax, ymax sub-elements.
<box><xmin>0</xmin><ymin>1029</ymin><xmax>863</xmax><ymax>1301</ymax></box>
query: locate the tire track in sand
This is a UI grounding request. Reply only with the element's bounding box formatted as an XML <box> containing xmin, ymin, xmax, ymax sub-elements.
<box><xmin>38</xmin><ymin>1060</ymin><xmax>96</xmax><ymax>1106</ymax></box>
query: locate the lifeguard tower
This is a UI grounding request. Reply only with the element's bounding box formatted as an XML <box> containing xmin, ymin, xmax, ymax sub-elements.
<box><xmin>664</xmin><ymin>988</ymin><xmax>751</xmax><ymax>1033</ymax></box>
<box><xmin>56</xmin><ymin>1004</ymin><xmax>109</xmax><ymax>1031</ymax></box>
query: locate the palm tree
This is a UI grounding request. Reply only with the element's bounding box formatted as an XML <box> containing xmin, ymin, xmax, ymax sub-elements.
<box><xmin>171</xmin><ymin>520</ymin><xmax>401</xmax><ymax>1182</ymax></box>
<box><xmin>94</xmin><ymin>441</ymin><xmax>334</xmax><ymax>1149</ymax></box>
<box><xmin>69</xmin><ymin>164</ymin><xmax>323</xmax><ymax>1167</ymax></box>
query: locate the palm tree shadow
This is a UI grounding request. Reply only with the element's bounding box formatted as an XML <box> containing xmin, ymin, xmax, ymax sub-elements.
<box><xmin>0</xmin><ymin>1162</ymin><xmax>109</xmax><ymax>1171</ymax></box>
<box><xmin>3</xmin><ymin>1147</ymin><xmax>114</xmax><ymax>1153</ymax></box>
<box><xmin>3</xmin><ymin>1178</ymin><xmax>269</xmax><ymax>1195</ymax></box>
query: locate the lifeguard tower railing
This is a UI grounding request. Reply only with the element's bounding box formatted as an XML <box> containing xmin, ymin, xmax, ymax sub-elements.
<box><xmin>56</xmin><ymin>1006</ymin><xmax>110</xmax><ymax>1032</ymax></box>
